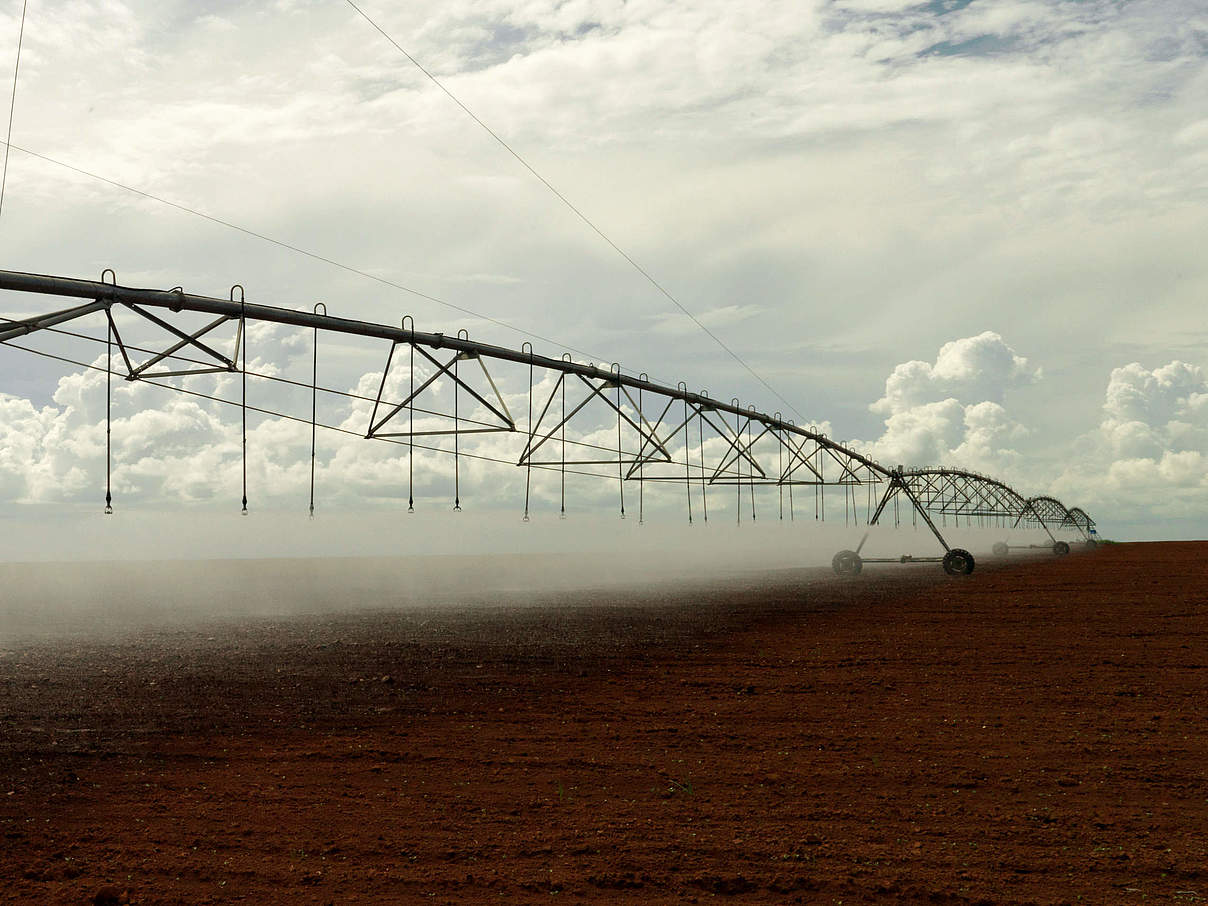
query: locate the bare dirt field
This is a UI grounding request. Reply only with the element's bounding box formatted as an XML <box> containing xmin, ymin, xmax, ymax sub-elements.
<box><xmin>2</xmin><ymin>541</ymin><xmax>1206</xmax><ymax>904</ymax></box>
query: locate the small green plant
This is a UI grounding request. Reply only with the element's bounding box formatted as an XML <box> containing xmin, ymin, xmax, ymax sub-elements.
<box><xmin>666</xmin><ymin>777</ymin><xmax>693</xmax><ymax>796</ymax></box>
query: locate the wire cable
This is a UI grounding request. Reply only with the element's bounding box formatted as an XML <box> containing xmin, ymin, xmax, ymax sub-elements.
<box><xmin>341</xmin><ymin>0</ymin><xmax>804</xmax><ymax>422</ymax></box>
<box><xmin>2</xmin><ymin>314</ymin><xmax>858</xmax><ymax>492</ymax></box>
<box><xmin>0</xmin><ymin>317</ymin><xmax>695</xmax><ymax>463</ymax></box>
<box><xmin>0</xmin><ymin>139</ymin><xmax>621</xmax><ymax>366</ymax></box>
<box><xmin>0</xmin><ymin>314</ymin><xmax>513</xmax><ymax>432</ymax></box>
<box><xmin>6</xmin><ymin>332</ymin><xmax>849</xmax><ymax>495</ymax></box>
<box><xmin>0</xmin><ymin>0</ymin><xmax>28</xmax><ymax>220</ymax></box>
<box><xmin>0</xmin><ymin>337</ymin><xmax>641</xmax><ymax>481</ymax></box>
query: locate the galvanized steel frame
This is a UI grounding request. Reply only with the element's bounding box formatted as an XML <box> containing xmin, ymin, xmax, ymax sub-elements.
<box><xmin>0</xmin><ymin>268</ymin><xmax>1097</xmax><ymax>557</ymax></box>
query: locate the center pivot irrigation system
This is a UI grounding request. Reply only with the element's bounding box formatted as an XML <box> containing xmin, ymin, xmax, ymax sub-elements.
<box><xmin>0</xmin><ymin>269</ymin><xmax>1096</xmax><ymax>576</ymax></box>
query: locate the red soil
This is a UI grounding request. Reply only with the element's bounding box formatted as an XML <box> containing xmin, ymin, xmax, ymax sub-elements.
<box><xmin>2</xmin><ymin>541</ymin><xmax>1206</xmax><ymax>904</ymax></box>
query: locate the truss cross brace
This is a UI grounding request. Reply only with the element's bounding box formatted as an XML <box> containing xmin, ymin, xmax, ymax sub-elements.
<box><xmin>1011</xmin><ymin>501</ymin><xmax>1058</xmax><ymax>542</ymax></box>
<box><xmin>865</xmin><ymin>470</ymin><xmax>951</xmax><ymax>553</ymax></box>
<box><xmin>367</xmin><ymin>342</ymin><xmax>515</xmax><ymax>439</ymax></box>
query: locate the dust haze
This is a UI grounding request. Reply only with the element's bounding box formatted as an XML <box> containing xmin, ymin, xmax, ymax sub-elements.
<box><xmin>0</xmin><ymin>508</ymin><xmax>1060</xmax><ymax>642</ymax></box>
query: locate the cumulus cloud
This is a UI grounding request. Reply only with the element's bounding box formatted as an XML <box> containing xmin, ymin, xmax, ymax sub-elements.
<box><xmin>3</xmin><ymin>320</ymin><xmax>1207</xmax><ymax>541</ymax></box>
<box><xmin>0</xmin><ymin>320</ymin><xmax>710</xmax><ymax>514</ymax></box>
<box><xmin>0</xmin><ymin>0</ymin><xmax>1204</xmax><ymax>539</ymax></box>
<box><xmin>952</xmin><ymin>401</ymin><xmax>1030</xmax><ymax>466</ymax></box>
<box><xmin>1052</xmin><ymin>360</ymin><xmax>1208</xmax><ymax>526</ymax></box>
<box><xmin>1099</xmin><ymin>360</ymin><xmax>1208</xmax><ymax>458</ymax></box>
<box><xmin>852</xmin><ymin>343</ymin><xmax>1208</xmax><ymax>534</ymax></box>
<box><xmin>859</xmin><ymin>332</ymin><xmax>1037</xmax><ymax>471</ymax></box>
<box><xmin>870</xmin><ymin>331</ymin><xmax>1039</xmax><ymax>416</ymax></box>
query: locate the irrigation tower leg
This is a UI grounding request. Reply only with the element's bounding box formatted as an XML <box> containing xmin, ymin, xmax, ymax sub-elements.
<box><xmin>869</xmin><ymin>475</ymin><xmax>951</xmax><ymax>552</ymax></box>
<box><xmin>857</xmin><ymin>471</ymin><xmax>974</xmax><ymax>575</ymax></box>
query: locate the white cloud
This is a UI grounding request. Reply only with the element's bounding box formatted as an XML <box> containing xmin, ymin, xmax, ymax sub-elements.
<box><xmin>871</xmin><ymin>331</ymin><xmax>1039</xmax><ymax>415</ymax></box>
<box><xmin>1051</xmin><ymin>360</ymin><xmax>1208</xmax><ymax>530</ymax></box>
<box><xmin>951</xmin><ymin>400</ymin><xmax>1029</xmax><ymax>467</ymax></box>
<box><xmin>856</xmin><ymin>332</ymin><xmax>1036</xmax><ymax>471</ymax></box>
<box><xmin>865</xmin><ymin>397</ymin><xmax>966</xmax><ymax>467</ymax></box>
<box><xmin>4</xmin><ymin>321</ymin><xmax>1208</xmax><ymax>542</ymax></box>
<box><xmin>1102</xmin><ymin>361</ymin><xmax>1205</xmax><ymax>437</ymax></box>
<box><xmin>0</xmin><ymin>0</ymin><xmax>1204</xmax><ymax>538</ymax></box>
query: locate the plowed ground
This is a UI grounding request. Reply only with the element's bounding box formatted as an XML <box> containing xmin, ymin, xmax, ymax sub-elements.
<box><xmin>2</xmin><ymin>541</ymin><xmax>1206</xmax><ymax>904</ymax></box>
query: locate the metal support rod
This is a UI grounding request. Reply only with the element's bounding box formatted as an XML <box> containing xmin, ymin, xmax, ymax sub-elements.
<box><xmin>370</xmin><ymin>344</ymin><xmax>513</xmax><ymax>437</ymax></box>
<box><xmin>1012</xmin><ymin>500</ymin><xmax>1058</xmax><ymax>542</ymax></box>
<box><xmin>0</xmin><ymin>299</ymin><xmax>108</xmax><ymax>343</ymax></box>
<box><xmin>104</xmin><ymin>311</ymin><xmax>113</xmax><ymax>515</ymax></box>
<box><xmin>787</xmin><ymin>463</ymin><xmax>794</xmax><ymax>520</ymax></box>
<box><xmin>518</xmin><ymin>373</ymin><xmax>664</xmax><ymax>465</ymax></box>
<box><xmin>868</xmin><ymin>473</ymin><xmax>951</xmax><ymax>552</ymax></box>
<box><xmin>697</xmin><ymin>400</ymin><xmax>708</xmax><ymax>522</ymax></box>
<box><xmin>453</xmin><ymin>345</ymin><xmax>461</xmax><ymax>512</ymax></box>
<box><xmin>777</xmin><ymin>424</ymin><xmax>783</xmax><ymax>521</ymax></box>
<box><xmin>682</xmin><ymin>388</ymin><xmax>692</xmax><ymax>525</ymax></box>
<box><xmin>124</xmin><ymin>312</ymin><xmax>233</xmax><ymax>379</ymax></box>
<box><xmin>560</xmin><ymin>366</ymin><xmax>566</xmax><ymax>518</ymax></box>
<box><xmin>747</xmin><ymin>410</ymin><xmax>756</xmax><ymax>522</ymax></box>
<box><xmin>907</xmin><ymin>489</ymin><xmax>949</xmax><ymax>550</ymax></box>
<box><xmin>637</xmin><ymin>378</ymin><xmax>644</xmax><ymax>525</ymax></box>
<box><xmin>523</xmin><ymin>343</ymin><xmax>533</xmax><ymax>521</ymax></box>
<box><xmin>855</xmin><ymin>531</ymin><xmax>871</xmax><ymax>555</ymax></box>
<box><xmin>615</xmin><ymin>366</ymin><xmax>624</xmax><ymax>519</ymax></box>
<box><xmin>819</xmin><ymin>450</ymin><xmax>825</xmax><ymax>521</ymax></box>
<box><xmin>815</xmin><ymin>448</ymin><xmax>820</xmax><ymax>519</ymax></box>
<box><xmin>309</xmin><ymin>302</ymin><xmax>325</xmax><ymax>518</ymax></box>
<box><xmin>405</xmin><ymin>317</ymin><xmax>415</xmax><ymax>512</ymax></box>
<box><xmin>868</xmin><ymin>482</ymin><xmax>896</xmax><ymax>526</ymax></box>
<box><xmin>123</xmin><ymin>302</ymin><xmax>235</xmax><ymax>372</ymax></box>
<box><xmin>623</xmin><ymin>388</ymin><xmax>673</xmax><ymax>478</ymax></box>
<box><xmin>238</xmin><ymin>289</ymin><xmax>247</xmax><ymax>516</ymax></box>
<box><xmin>731</xmin><ymin>401</ymin><xmax>741</xmax><ymax>525</ymax></box>
<box><xmin>368</xmin><ymin>341</ymin><xmax>395</xmax><ymax>439</ymax></box>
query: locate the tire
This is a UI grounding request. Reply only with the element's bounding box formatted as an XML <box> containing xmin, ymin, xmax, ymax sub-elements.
<box><xmin>832</xmin><ymin>550</ymin><xmax>863</xmax><ymax>576</ymax></box>
<box><xmin>992</xmin><ymin>542</ymin><xmax>1009</xmax><ymax>557</ymax></box>
<box><xmin>1053</xmin><ymin>541</ymin><xmax>1070</xmax><ymax>556</ymax></box>
<box><xmin>942</xmin><ymin>548</ymin><xmax>975</xmax><ymax>576</ymax></box>
<box><xmin>1085</xmin><ymin>539</ymin><xmax>1097</xmax><ymax>548</ymax></box>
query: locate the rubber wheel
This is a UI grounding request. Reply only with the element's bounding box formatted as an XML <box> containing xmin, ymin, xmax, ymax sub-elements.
<box><xmin>942</xmin><ymin>548</ymin><xmax>975</xmax><ymax>576</ymax></box>
<box><xmin>992</xmin><ymin>542</ymin><xmax>1009</xmax><ymax>557</ymax></box>
<box><xmin>832</xmin><ymin>550</ymin><xmax>863</xmax><ymax>576</ymax></box>
<box><xmin>1053</xmin><ymin>541</ymin><xmax>1070</xmax><ymax>556</ymax></box>
<box><xmin>1085</xmin><ymin>539</ymin><xmax>1097</xmax><ymax>548</ymax></box>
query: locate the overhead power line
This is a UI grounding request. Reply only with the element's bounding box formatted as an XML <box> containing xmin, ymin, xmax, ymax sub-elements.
<box><xmin>0</xmin><ymin>3</ymin><xmax>804</xmax><ymax>421</ymax></box>
<box><xmin>0</xmin><ymin>0</ymin><xmax>28</xmax><ymax>221</ymax></box>
<box><xmin>0</xmin><ymin>334</ymin><xmax>689</xmax><ymax>483</ymax></box>
<box><xmin>341</xmin><ymin>0</ymin><xmax>805</xmax><ymax>422</ymax></box>
<box><xmin>0</xmin><ymin>139</ymin><xmax>615</xmax><ymax>365</ymax></box>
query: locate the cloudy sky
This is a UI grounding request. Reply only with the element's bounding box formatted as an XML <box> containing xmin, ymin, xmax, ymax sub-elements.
<box><xmin>0</xmin><ymin>0</ymin><xmax>1205</xmax><ymax>546</ymax></box>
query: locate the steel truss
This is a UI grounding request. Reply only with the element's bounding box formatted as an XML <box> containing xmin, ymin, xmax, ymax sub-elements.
<box><xmin>988</xmin><ymin>496</ymin><xmax>1098</xmax><ymax>557</ymax></box>
<box><xmin>0</xmin><ymin>268</ymin><xmax>1097</xmax><ymax>575</ymax></box>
